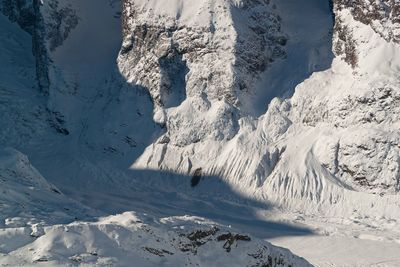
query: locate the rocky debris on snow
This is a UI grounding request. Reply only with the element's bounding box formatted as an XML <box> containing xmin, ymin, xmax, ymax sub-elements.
<box><xmin>217</xmin><ymin>232</ymin><xmax>251</xmax><ymax>252</ymax></box>
<box><xmin>0</xmin><ymin>211</ymin><xmax>312</xmax><ymax>266</ymax></box>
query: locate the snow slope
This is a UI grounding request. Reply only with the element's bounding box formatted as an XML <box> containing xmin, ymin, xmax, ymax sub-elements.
<box><xmin>0</xmin><ymin>148</ymin><xmax>92</xmax><ymax>229</ymax></box>
<box><xmin>0</xmin><ymin>147</ymin><xmax>310</xmax><ymax>266</ymax></box>
<box><xmin>0</xmin><ymin>3</ymin><xmax>311</xmax><ymax>267</ymax></box>
<box><xmin>121</xmin><ymin>1</ymin><xmax>400</xmax><ymax>264</ymax></box>
<box><xmin>2</xmin><ymin>0</ymin><xmax>400</xmax><ymax>266</ymax></box>
<box><xmin>128</xmin><ymin>0</ymin><xmax>400</xmax><ymax>216</ymax></box>
<box><xmin>1</xmin><ymin>210</ymin><xmax>311</xmax><ymax>267</ymax></box>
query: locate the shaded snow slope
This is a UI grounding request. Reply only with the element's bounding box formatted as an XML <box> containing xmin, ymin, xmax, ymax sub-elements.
<box><xmin>0</xmin><ymin>12</ymin><xmax>48</xmax><ymax>147</ymax></box>
<box><xmin>0</xmin><ymin>148</ymin><xmax>92</xmax><ymax>229</ymax></box>
<box><xmin>0</xmin><ymin>3</ymin><xmax>312</xmax><ymax>266</ymax></box>
<box><xmin>44</xmin><ymin>0</ymin><xmax>121</xmax><ymax>78</ymax></box>
<box><xmin>18</xmin><ymin>0</ymin><xmax>125</xmax><ymax>134</ymax></box>
<box><xmin>252</xmin><ymin>0</ymin><xmax>334</xmax><ymax>110</ymax></box>
<box><xmin>0</xmin><ymin>148</ymin><xmax>310</xmax><ymax>266</ymax></box>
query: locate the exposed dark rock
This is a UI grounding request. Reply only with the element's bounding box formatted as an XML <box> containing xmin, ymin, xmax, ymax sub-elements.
<box><xmin>143</xmin><ymin>247</ymin><xmax>174</xmax><ymax>257</ymax></box>
<box><xmin>217</xmin><ymin>232</ymin><xmax>251</xmax><ymax>252</ymax></box>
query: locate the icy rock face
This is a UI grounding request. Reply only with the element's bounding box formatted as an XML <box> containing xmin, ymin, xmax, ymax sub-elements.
<box><xmin>0</xmin><ymin>0</ymin><xmax>50</xmax><ymax>93</ymax></box>
<box><xmin>333</xmin><ymin>0</ymin><xmax>400</xmax><ymax>68</ymax></box>
<box><xmin>119</xmin><ymin>0</ymin><xmax>286</xmax><ymax>115</ymax></box>
<box><xmin>336</xmin><ymin>0</ymin><xmax>400</xmax><ymax>42</ymax></box>
<box><xmin>0</xmin><ymin>0</ymin><xmax>35</xmax><ymax>33</ymax></box>
<box><xmin>31</xmin><ymin>0</ymin><xmax>80</xmax><ymax>96</ymax></box>
<box><xmin>119</xmin><ymin>0</ymin><xmax>290</xmax><ymax>177</ymax></box>
<box><xmin>281</xmin><ymin>0</ymin><xmax>400</xmax><ymax>194</ymax></box>
<box><xmin>2</xmin><ymin>0</ymin><xmax>81</xmax><ymax>94</ymax></box>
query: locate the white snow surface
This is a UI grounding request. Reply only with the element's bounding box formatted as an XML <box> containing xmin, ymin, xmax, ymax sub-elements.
<box><xmin>0</xmin><ymin>5</ymin><xmax>310</xmax><ymax>267</ymax></box>
<box><xmin>0</xmin><ymin>150</ymin><xmax>309</xmax><ymax>267</ymax></box>
<box><xmin>2</xmin><ymin>0</ymin><xmax>400</xmax><ymax>266</ymax></box>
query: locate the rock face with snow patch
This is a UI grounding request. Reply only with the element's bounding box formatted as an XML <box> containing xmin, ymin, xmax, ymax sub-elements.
<box><xmin>0</xmin><ymin>211</ymin><xmax>311</xmax><ymax>266</ymax></box>
<box><xmin>123</xmin><ymin>0</ymin><xmax>400</xmax><ymax>211</ymax></box>
<box><xmin>282</xmin><ymin>0</ymin><xmax>400</xmax><ymax>194</ymax></box>
<box><xmin>119</xmin><ymin>0</ymin><xmax>287</xmax><ymax>117</ymax></box>
<box><xmin>333</xmin><ymin>0</ymin><xmax>400</xmax><ymax>67</ymax></box>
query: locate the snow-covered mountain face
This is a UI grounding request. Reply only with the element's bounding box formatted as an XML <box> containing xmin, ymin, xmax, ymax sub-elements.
<box><xmin>119</xmin><ymin>0</ymin><xmax>334</xmax><ymax>116</ymax></box>
<box><xmin>121</xmin><ymin>0</ymin><xmax>334</xmax><ymax>171</ymax></box>
<box><xmin>120</xmin><ymin>0</ymin><xmax>400</xmax><ymax>216</ymax></box>
<box><xmin>287</xmin><ymin>0</ymin><xmax>400</xmax><ymax>195</ymax></box>
<box><xmin>2</xmin><ymin>0</ymin><xmax>400</xmax><ymax>265</ymax></box>
<box><xmin>0</xmin><ymin>2</ymin><xmax>312</xmax><ymax>265</ymax></box>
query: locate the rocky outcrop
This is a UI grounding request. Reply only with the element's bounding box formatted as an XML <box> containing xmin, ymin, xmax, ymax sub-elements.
<box><xmin>333</xmin><ymin>0</ymin><xmax>400</xmax><ymax>68</ymax></box>
<box><xmin>0</xmin><ymin>0</ymin><xmax>50</xmax><ymax>93</ymax></box>
<box><xmin>40</xmin><ymin>0</ymin><xmax>79</xmax><ymax>52</ymax></box>
<box><xmin>335</xmin><ymin>0</ymin><xmax>400</xmax><ymax>43</ymax></box>
<box><xmin>0</xmin><ymin>0</ymin><xmax>35</xmax><ymax>33</ymax></box>
<box><xmin>119</xmin><ymin>0</ymin><xmax>286</xmax><ymax>114</ymax></box>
